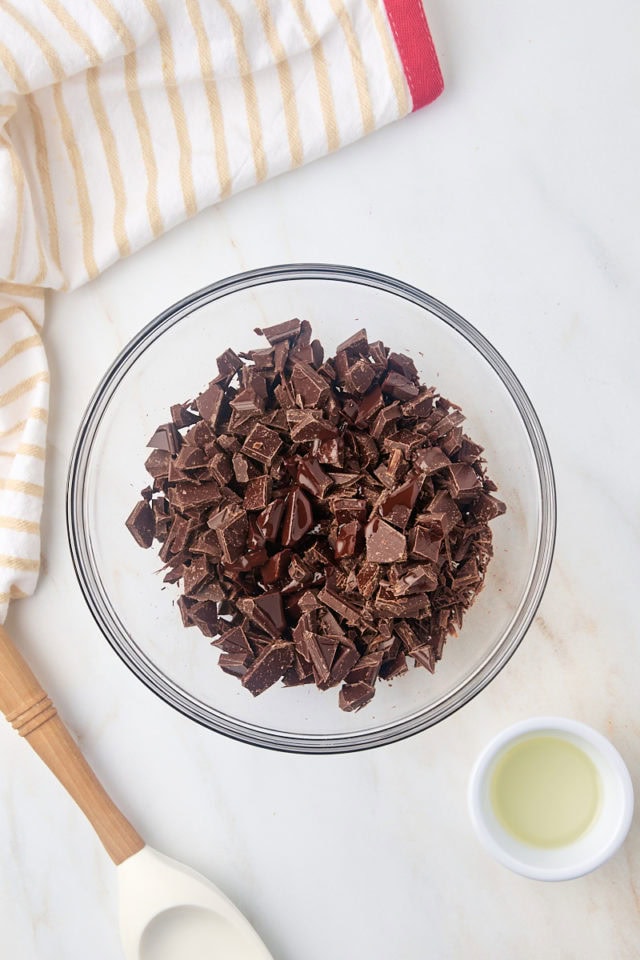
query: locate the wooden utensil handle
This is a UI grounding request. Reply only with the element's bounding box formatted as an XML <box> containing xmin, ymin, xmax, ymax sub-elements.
<box><xmin>0</xmin><ymin>625</ymin><xmax>144</xmax><ymax>865</ymax></box>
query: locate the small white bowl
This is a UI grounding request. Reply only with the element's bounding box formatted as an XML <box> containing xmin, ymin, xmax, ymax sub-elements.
<box><xmin>468</xmin><ymin>717</ymin><xmax>634</xmax><ymax>881</ymax></box>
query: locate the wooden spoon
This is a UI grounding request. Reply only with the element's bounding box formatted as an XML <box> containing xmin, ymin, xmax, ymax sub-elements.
<box><xmin>0</xmin><ymin>625</ymin><xmax>274</xmax><ymax>960</ymax></box>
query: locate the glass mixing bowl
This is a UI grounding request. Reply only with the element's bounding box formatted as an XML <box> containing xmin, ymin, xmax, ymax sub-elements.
<box><xmin>67</xmin><ymin>264</ymin><xmax>555</xmax><ymax>753</ymax></box>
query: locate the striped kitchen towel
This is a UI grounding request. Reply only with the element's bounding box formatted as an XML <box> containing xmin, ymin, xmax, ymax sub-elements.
<box><xmin>0</xmin><ymin>0</ymin><xmax>443</xmax><ymax>622</ymax></box>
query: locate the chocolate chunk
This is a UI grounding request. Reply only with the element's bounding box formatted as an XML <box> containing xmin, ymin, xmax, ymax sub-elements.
<box><xmin>244</xmin><ymin>475</ymin><xmax>271</xmax><ymax>511</ymax></box>
<box><xmin>345</xmin><ymin>652</ymin><xmax>383</xmax><ymax>687</ymax></box>
<box><xmin>216</xmin><ymin>348</ymin><xmax>243</xmax><ymax>378</ymax></box>
<box><xmin>381</xmin><ymin>371</ymin><xmax>419</xmax><ymax>401</ymax></box>
<box><xmin>195</xmin><ymin>384</ymin><xmax>224</xmax><ymax>425</ymax></box>
<box><xmin>365</xmin><ymin>517</ymin><xmax>407</xmax><ymax>563</ymax></box>
<box><xmin>474</xmin><ymin>492</ymin><xmax>507</xmax><ymax>522</ymax></box>
<box><xmin>256</xmin><ymin>499</ymin><xmax>285</xmax><ymax>541</ymax></box>
<box><xmin>318</xmin><ymin>580</ymin><xmax>364</xmax><ymax>626</ymax></box>
<box><xmin>305</xmin><ymin>633</ymin><xmax>339</xmax><ymax>684</ymax></box>
<box><xmin>281</xmin><ymin>488</ymin><xmax>314</xmax><ymax>546</ymax></box>
<box><xmin>212</xmin><ymin>624</ymin><xmax>252</xmax><ymax>656</ymax></box>
<box><xmin>230</xmin><ymin>387</ymin><xmax>264</xmax><ymax>418</ymax></box>
<box><xmin>334</xmin><ymin>520</ymin><xmax>361</xmax><ymax>559</ymax></box>
<box><xmin>174</xmin><ymin>445</ymin><xmax>208</xmax><ymax>471</ymax></box>
<box><xmin>390</xmin><ymin>563</ymin><xmax>438</xmax><ymax>595</ymax></box>
<box><xmin>242</xmin><ymin>423</ymin><xmax>282</xmax><ymax>465</ymax></box>
<box><xmin>291</xmin><ymin>362</ymin><xmax>330</xmax><ymax>408</ymax></box>
<box><xmin>378</xmin><ymin>475</ymin><xmax>423</xmax><ymax>530</ymax></box>
<box><xmin>171</xmin><ymin>402</ymin><xmax>200</xmax><ymax>429</ymax></box>
<box><xmin>425</xmin><ymin>490</ymin><xmax>462</xmax><ymax>535</ymax></box>
<box><xmin>232</xmin><ymin>452</ymin><xmax>257</xmax><ymax>484</ymax></box>
<box><xmin>297</xmin><ymin>457</ymin><xmax>332</xmax><ymax>499</ymax></box>
<box><xmin>241</xmin><ymin>641</ymin><xmax>294</xmax><ymax>695</ymax></box>
<box><xmin>387</xmin><ymin>351</ymin><xmax>418</xmax><ymax>381</ymax></box>
<box><xmin>125</xmin><ymin>501</ymin><xmax>155</xmax><ymax>548</ymax></box>
<box><xmin>336</xmin><ymin>328</ymin><xmax>368</xmax><ymax>356</ymax></box>
<box><xmin>383</xmin><ymin>430</ymin><xmax>425</xmax><ymax>456</ymax></box>
<box><xmin>257</xmin><ymin>318</ymin><xmax>301</xmax><ymax>344</ymax></box>
<box><xmin>208</xmin><ymin>505</ymin><xmax>248</xmax><ymax>563</ymax></box>
<box><xmin>330</xmin><ymin>498</ymin><xmax>368</xmax><ymax>524</ymax></box>
<box><xmin>168</xmin><ymin>480</ymin><xmax>221</xmax><ymax>511</ymax></box>
<box><xmin>339</xmin><ymin>681</ymin><xmax>375</xmax><ymax>712</ymax></box>
<box><xmin>219</xmin><ymin>652</ymin><xmax>252</xmax><ymax>678</ymax></box>
<box><xmin>356</xmin><ymin>385</ymin><xmax>384</xmax><ymax>425</ymax></box>
<box><xmin>237</xmin><ymin>592</ymin><xmax>286</xmax><ymax>638</ymax></box>
<box><xmin>379</xmin><ymin>651</ymin><xmax>408</xmax><ymax>680</ymax></box>
<box><xmin>317</xmin><ymin>436</ymin><xmax>344</xmax><ymax>468</ymax></box>
<box><xmin>147</xmin><ymin>422</ymin><xmax>181</xmax><ymax>456</ymax></box>
<box><xmin>183</xmin><ymin>556</ymin><xmax>210</xmax><ymax>596</ymax></box>
<box><xmin>413</xmin><ymin>446</ymin><xmax>451</xmax><ymax>475</ymax></box>
<box><xmin>208</xmin><ymin>452</ymin><xmax>233</xmax><ymax>485</ymax></box>
<box><xmin>449</xmin><ymin>462</ymin><xmax>482</xmax><ymax>498</ymax></box>
<box><xmin>411</xmin><ymin>645</ymin><xmax>436</xmax><ymax>673</ymax></box>
<box><xmin>356</xmin><ymin>562</ymin><xmax>380</xmax><ymax>599</ymax></box>
<box><xmin>408</xmin><ymin>524</ymin><xmax>443</xmax><ymax>562</ymax></box>
<box><xmin>344</xmin><ymin>359</ymin><xmax>376</xmax><ymax>395</ymax></box>
<box><xmin>144</xmin><ymin>448</ymin><xmax>171</xmax><ymax>479</ymax></box>
<box><xmin>289</xmin><ymin>411</ymin><xmax>336</xmax><ymax>442</ymax></box>
<box><xmin>261</xmin><ymin>551</ymin><xmax>292</xmax><ymax>587</ymax></box>
<box><xmin>371</xmin><ymin>402</ymin><xmax>403</xmax><ymax>440</ymax></box>
<box><xmin>402</xmin><ymin>387</ymin><xmax>435</xmax><ymax>417</ymax></box>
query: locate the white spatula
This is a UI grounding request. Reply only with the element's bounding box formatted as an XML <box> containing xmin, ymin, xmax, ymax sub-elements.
<box><xmin>0</xmin><ymin>626</ymin><xmax>274</xmax><ymax>960</ymax></box>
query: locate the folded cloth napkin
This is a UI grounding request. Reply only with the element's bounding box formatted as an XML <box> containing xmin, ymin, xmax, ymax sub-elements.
<box><xmin>0</xmin><ymin>0</ymin><xmax>442</xmax><ymax>622</ymax></box>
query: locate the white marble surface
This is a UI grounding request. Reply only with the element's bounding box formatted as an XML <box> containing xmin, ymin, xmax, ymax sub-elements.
<box><xmin>2</xmin><ymin>1</ymin><xmax>640</xmax><ymax>957</ymax></box>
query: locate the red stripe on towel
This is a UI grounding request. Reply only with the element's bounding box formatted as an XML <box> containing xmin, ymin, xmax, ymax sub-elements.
<box><xmin>383</xmin><ymin>0</ymin><xmax>444</xmax><ymax>110</ymax></box>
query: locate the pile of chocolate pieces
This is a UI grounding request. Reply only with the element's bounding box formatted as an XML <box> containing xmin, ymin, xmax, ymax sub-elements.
<box><xmin>126</xmin><ymin>320</ymin><xmax>505</xmax><ymax>712</ymax></box>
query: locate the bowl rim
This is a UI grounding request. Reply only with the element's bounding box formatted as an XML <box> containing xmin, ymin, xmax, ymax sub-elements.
<box><xmin>467</xmin><ymin>716</ymin><xmax>635</xmax><ymax>880</ymax></box>
<box><xmin>66</xmin><ymin>263</ymin><xmax>557</xmax><ymax>754</ymax></box>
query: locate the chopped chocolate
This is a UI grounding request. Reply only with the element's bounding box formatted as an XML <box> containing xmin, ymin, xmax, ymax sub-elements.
<box><xmin>297</xmin><ymin>457</ymin><xmax>332</xmax><ymax>499</ymax></box>
<box><xmin>128</xmin><ymin>320</ymin><xmax>505</xmax><ymax>713</ymax></box>
<box><xmin>356</xmin><ymin>386</ymin><xmax>384</xmax><ymax>424</ymax></box>
<box><xmin>237</xmin><ymin>592</ymin><xmax>286</xmax><ymax>638</ymax></box>
<box><xmin>195</xmin><ymin>384</ymin><xmax>224</xmax><ymax>425</ymax></box>
<box><xmin>365</xmin><ymin>517</ymin><xmax>407</xmax><ymax>563</ymax></box>
<box><xmin>409</xmin><ymin>524</ymin><xmax>443</xmax><ymax>562</ymax></box>
<box><xmin>345</xmin><ymin>359</ymin><xmax>376</xmax><ymax>395</ymax></box>
<box><xmin>144</xmin><ymin>448</ymin><xmax>171</xmax><ymax>479</ymax></box>
<box><xmin>256</xmin><ymin>318</ymin><xmax>302</xmax><ymax>344</ymax></box>
<box><xmin>345</xmin><ymin>651</ymin><xmax>383</xmax><ymax>687</ymax></box>
<box><xmin>291</xmin><ymin>362</ymin><xmax>330</xmax><ymax>408</ymax></box>
<box><xmin>449</xmin><ymin>462</ymin><xmax>482</xmax><ymax>498</ymax></box>
<box><xmin>244</xmin><ymin>475</ymin><xmax>271</xmax><ymax>511</ymax></box>
<box><xmin>219</xmin><ymin>651</ymin><xmax>252</xmax><ymax>678</ymax></box>
<box><xmin>339</xmin><ymin>681</ymin><xmax>375</xmax><ymax>712</ymax></box>
<box><xmin>281</xmin><ymin>488</ymin><xmax>314</xmax><ymax>546</ymax></box>
<box><xmin>147</xmin><ymin>422</ymin><xmax>181</xmax><ymax>456</ymax></box>
<box><xmin>334</xmin><ymin>520</ymin><xmax>361</xmax><ymax>559</ymax></box>
<box><xmin>256</xmin><ymin>499</ymin><xmax>285</xmax><ymax>541</ymax></box>
<box><xmin>242</xmin><ymin>423</ymin><xmax>282</xmax><ymax>465</ymax></box>
<box><xmin>336</xmin><ymin>328</ymin><xmax>368</xmax><ymax>356</ymax></box>
<box><xmin>232</xmin><ymin>452</ymin><xmax>256</xmax><ymax>484</ymax></box>
<box><xmin>381</xmin><ymin>371</ymin><xmax>419</xmax><ymax>401</ymax></box>
<box><xmin>171</xmin><ymin>402</ymin><xmax>200</xmax><ymax>429</ymax></box>
<box><xmin>216</xmin><ymin>348</ymin><xmax>243</xmax><ymax>378</ymax></box>
<box><xmin>125</xmin><ymin>501</ymin><xmax>155</xmax><ymax>548</ymax></box>
<box><xmin>413</xmin><ymin>446</ymin><xmax>451</xmax><ymax>475</ymax></box>
<box><xmin>261</xmin><ymin>549</ymin><xmax>292</xmax><ymax>585</ymax></box>
<box><xmin>378</xmin><ymin>474</ymin><xmax>423</xmax><ymax>529</ymax></box>
<box><xmin>241</xmin><ymin>640</ymin><xmax>294</xmax><ymax>695</ymax></box>
<box><xmin>208</xmin><ymin>505</ymin><xmax>248</xmax><ymax>563</ymax></box>
<box><xmin>387</xmin><ymin>351</ymin><xmax>418</xmax><ymax>381</ymax></box>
